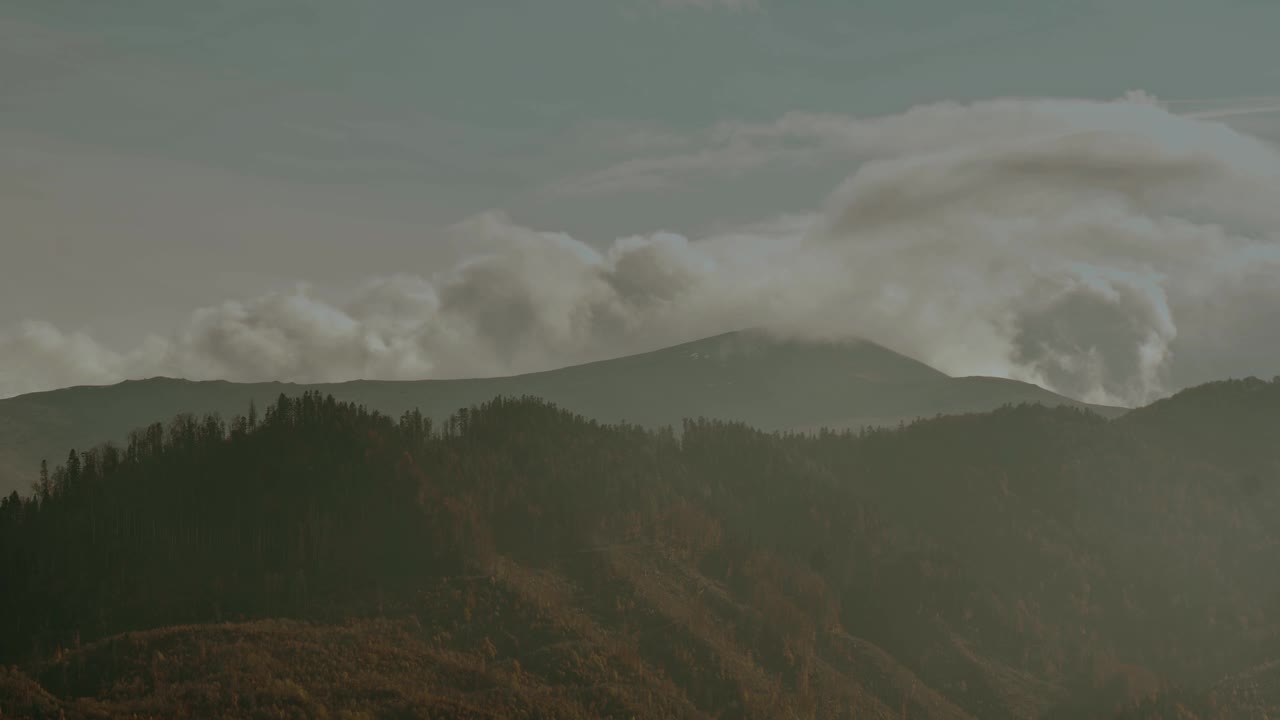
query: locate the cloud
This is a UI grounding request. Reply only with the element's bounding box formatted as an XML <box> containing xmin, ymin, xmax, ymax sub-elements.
<box><xmin>553</xmin><ymin>92</ymin><xmax>1280</xmax><ymax>197</ymax></box>
<box><xmin>547</xmin><ymin>138</ymin><xmax>792</xmax><ymax>195</ymax></box>
<box><xmin>1166</xmin><ymin>95</ymin><xmax>1280</xmax><ymax>120</ymax></box>
<box><xmin>3</xmin><ymin>93</ymin><xmax>1280</xmax><ymax>406</ymax></box>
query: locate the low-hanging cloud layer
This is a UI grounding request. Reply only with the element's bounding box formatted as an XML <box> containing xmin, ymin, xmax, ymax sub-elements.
<box><xmin>3</xmin><ymin>93</ymin><xmax>1279</xmax><ymax>406</ymax></box>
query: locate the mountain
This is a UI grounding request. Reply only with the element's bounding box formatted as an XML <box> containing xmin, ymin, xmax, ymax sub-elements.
<box><xmin>2</xmin><ymin>380</ymin><xmax>1278</xmax><ymax>718</ymax></box>
<box><xmin>0</xmin><ymin>329</ymin><xmax>1123</xmax><ymax>497</ymax></box>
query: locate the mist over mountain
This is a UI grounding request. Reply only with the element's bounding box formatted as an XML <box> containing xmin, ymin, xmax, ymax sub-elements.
<box><xmin>0</xmin><ymin>330</ymin><xmax>1122</xmax><ymax>498</ymax></box>
<box><xmin>5</xmin><ymin>3</ymin><xmax>1280</xmax><ymax>718</ymax></box>
<box><xmin>5</xmin><ymin>95</ymin><xmax>1280</xmax><ymax>408</ymax></box>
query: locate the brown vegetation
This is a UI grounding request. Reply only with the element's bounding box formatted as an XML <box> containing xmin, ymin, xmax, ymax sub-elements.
<box><xmin>2</xmin><ymin>379</ymin><xmax>1280</xmax><ymax>717</ymax></box>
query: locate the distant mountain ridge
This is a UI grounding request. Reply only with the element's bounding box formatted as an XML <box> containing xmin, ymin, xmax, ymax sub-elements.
<box><xmin>0</xmin><ymin>329</ymin><xmax>1124</xmax><ymax>496</ymax></box>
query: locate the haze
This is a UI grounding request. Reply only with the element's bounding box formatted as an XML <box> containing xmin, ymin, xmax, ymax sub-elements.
<box><xmin>4</xmin><ymin>0</ymin><xmax>1280</xmax><ymax>405</ymax></box>
<box><xmin>8</xmin><ymin>4</ymin><xmax>1280</xmax><ymax>719</ymax></box>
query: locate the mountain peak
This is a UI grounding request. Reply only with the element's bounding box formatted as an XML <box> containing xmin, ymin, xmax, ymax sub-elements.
<box><xmin>595</xmin><ymin>328</ymin><xmax>949</xmax><ymax>385</ymax></box>
<box><xmin>0</xmin><ymin>330</ymin><xmax>1121</xmax><ymax>497</ymax></box>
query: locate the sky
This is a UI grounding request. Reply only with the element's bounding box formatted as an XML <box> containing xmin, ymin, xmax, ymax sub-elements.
<box><xmin>2</xmin><ymin>0</ymin><xmax>1280</xmax><ymax>405</ymax></box>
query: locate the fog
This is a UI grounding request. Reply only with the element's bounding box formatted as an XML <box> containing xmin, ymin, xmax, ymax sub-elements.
<box><xmin>3</xmin><ymin>94</ymin><xmax>1278</xmax><ymax>405</ymax></box>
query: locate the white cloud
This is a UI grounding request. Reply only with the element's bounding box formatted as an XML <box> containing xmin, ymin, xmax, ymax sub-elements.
<box><xmin>1185</xmin><ymin>105</ymin><xmax>1280</xmax><ymax>121</ymax></box>
<box><xmin>1164</xmin><ymin>95</ymin><xmax>1280</xmax><ymax>120</ymax></box>
<box><xmin>554</xmin><ymin>92</ymin><xmax>1280</xmax><ymax>197</ymax></box>
<box><xmin>3</xmin><ymin>94</ymin><xmax>1280</xmax><ymax>406</ymax></box>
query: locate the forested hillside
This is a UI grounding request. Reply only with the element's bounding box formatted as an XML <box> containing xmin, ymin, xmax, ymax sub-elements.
<box><xmin>2</xmin><ymin>380</ymin><xmax>1278</xmax><ymax>718</ymax></box>
<box><xmin>0</xmin><ymin>330</ymin><xmax>1124</xmax><ymax>497</ymax></box>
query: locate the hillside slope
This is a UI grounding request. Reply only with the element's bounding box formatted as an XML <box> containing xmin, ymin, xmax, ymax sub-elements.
<box><xmin>0</xmin><ymin>330</ymin><xmax>1122</xmax><ymax>496</ymax></box>
<box><xmin>3</xmin><ymin>381</ymin><xmax>1279</xmax><ymax>718</ymax></box>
